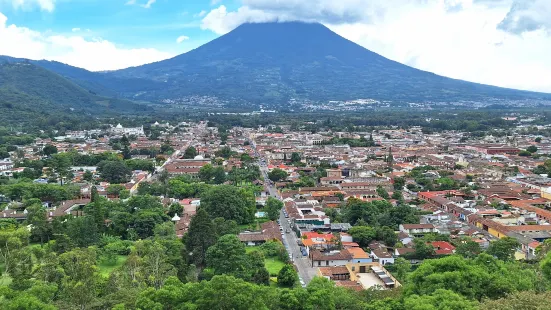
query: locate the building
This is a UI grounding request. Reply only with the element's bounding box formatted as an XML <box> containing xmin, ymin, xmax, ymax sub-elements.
<box><xmin>238</xmin><ymin>221</ymin><xmax>282</xmax><ymax>246</ymax></box>
<box><xmin>310</xmin><ymin>249</ymin><xmax>353</xmax><ymax>267</ymax></box>
<box><xmin>109</xmin><ymin>123</ymin><xmax>145</xmax><ymax>136</ymax></box>
<box><xmin>318</xmin><ymin>262</ymin><xmax>401</xmax><ymax>290</ymax></box>
<box><xmin>399</xmin><ymin>224</ymin><xmax>439</xmax><ymax>237</ymax></box>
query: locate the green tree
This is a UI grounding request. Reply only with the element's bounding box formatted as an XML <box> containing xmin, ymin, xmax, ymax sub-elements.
<box><xmin>107</xmin><ymin>184</ymin><xmax>126</xmax><ymax>197</ymax></box>
<box><xmin>25</xmin><ymin>202</ymin><xmax>52</xmax><ymax>244</ymax></box>
<box><xmin>139</xmin><ymin>240</ymin><xmax>178</xmax><ymax>289</ymax></box>
<box><xmin>391</xmin><ymin>190</ymin><xmax>404</xmax><ymax>202</ymax></box>
<box><xmin>481</xmin><ymin>291</ymin><xmax>551</xmax><ymax>310</ymax></box>
<box><xmin>66</xmin><ymin>216</ymin><xmax>99</xmax><ymax>247</ymax></box>
<box><xmin>348</xmin><ymin>226</ymin><xmax>376</xmax><ymax>247</ymax></box>
<box><xmin>168</xmin><ymin>203</ymin><xmax>183</xmax><ymax>217</ymax></box>
<box><xmin>527</xmin><ymin>145</ymin><xmax>538</xmax><ymax>153</ymax></box>
<box><xmin>456</xmin><ymin>240</ymin><xmax>482</xmax><ymax>259</ymax></box>
<box><xmin>487</xmin><ymin>237</ymin><xmax>520</xmax><ymax>261</ymax></box>
<box><xmin>376</xmin><ymin>185</ymin><xmax>390</xmax><ymax>199</ymax></box>
<box><xmin>185</xmin><ymin>208</ymin><xmax>217</xmax><ymax>267</ymax></box>
<box><xmin>82</xmin><ymin>170</ymin><xmax>93</xmax><ymax>182</ymax></box>
<box><xmin>540</xmin><ymin>251</ymin><xmax>551</xmax><ymax>282</ymax></box>
<box><xmin>393</xmin><ymin>177</ymin><xmax>406</xmax><ymax>190</ymax></box>
<box><xmin>404</xmin><ymin>289</ymin><xmax>479</xmax><ymax>310</ymax></box>
<box><xmin>42</xmin><ymin>144</ymin><xmax>58</xmax><ymax>156</ymax></box>
<box><xmin>251</xmin><ymin>267</ymin><xmax>270</xmax><ymax>285</ymax></box>
<box><xmin>277</xmin><ymin>264</ymin><xmax>298</xmax><ymax>287</ymax></box>
<box><xmin>394</xmin><ymin>257</ymin><xmax>411</xmax><ymax>283</ymax></box>
<box><xmin>411</xmin><ymin>238</ymin><xmax>434</xmax><ymax>259</ymax></box>
<box><xmin>268</xmin><ymin>168</ymin><xmax>288</xmax><ymax>182</ymax></box>
<box><xmin>59</xmin><ymin>248</ymin><xmax>99</xmax><ymax>309</ymax></box>
<box><xmin>206</xmin><ymin>234</ymin><xmax>250</xmax><ymax>279</ymax></box>
<box><xmin>0</xmin><ymin>226</ymin><xmax>30</xmax><ymax>280</ymax></box>
<box><xmin>183</xmin><ymin>146</ymin><xmax>198</xmax><ymax>159</ymax></box>
<box><xmin>215</xmin><ymin>146</ymin><xmax>234</xmax><ymax>159</ymax></box>
<box><xmin>212</xmin><ymin>217</ymin><xmax>239</xmax><ymax>237</ymax></box>
<box><xmin>201</xmin><ymin>185</ymin><xmax>255</xmax><ymax>224</ymax></box>
<box><xmin>290</xmin><ymin>152</ymin><xmax>301</xmax><ymax>163</ymax></box>
<box><xmin>376</xmin><ymin>226</ymin><xmax>398</xmax><ymax>247</ymax></box>
<box><xmin>265</xmin><ymin>197</ymin><xmax>283</xmax><ymax>221</ymax></box>
<box><xmin>98</xmin><ymin>160</ymin><xmax>131</xmax><ymax>184</ymax></box>
<box><xmin>51</xmin><ymin>153</ymin><xmax>72</xmax><ymax>185</ymax></box>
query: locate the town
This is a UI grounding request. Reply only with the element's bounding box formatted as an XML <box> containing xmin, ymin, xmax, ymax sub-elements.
<box><xmin>2</xmin><ymin>115</ymin><xmax>551</xmax><ymax>308</ymax></box>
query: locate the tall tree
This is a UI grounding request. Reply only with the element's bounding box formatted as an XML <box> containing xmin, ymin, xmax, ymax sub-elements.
<box><xmin>206</xmin><ymin>234</ymin><xmax>250</xmax><ymax>279</ymax></box>
<box><xmin>25</xmin><ymin>202</ymin><xmax>52</xmax><ymax>244</ymax></box>
<box><xmin>51</xmin><ymin>153</ymin><xmax>72</xmax><ymax>185</ymax></box>
<box><xmin>277</xmin><ymin>264</ymin><xmax>298</xmax><ymax>288</ymax></box>
<box><xmin>42</xmin><ymin>144</ymin><xmax>58</xmax><ymax>156</ymax></box>
<box><xmin>201</xmin><ymin>185</ymin><xmax>255</xmax><ymax>224</ymax></box>
<box><xmin>265</xmin><ymin>197</ymin><xmax>283</xmax><ymax>221</ymax></box>
<box><xmin>98</xmin><ymin>160</ymin><xmax>132</xmax><ymax>184</ymax></box>
<box><xmin>59</xmin><ymin>248</ymin><xmax>99</xmax><ymax>309</ymax></box>
<box><xmin>268</xmin><ymin>168</ymin><xmax>288</xmax><ymax>182</ymax></box>
<box><xmin>487</xmin><ymin>237</ymin><xmax>520</xmax><ymax>261</ymax></box>
<box><xmin>183</xmin><ymin>146</ymin><xmax>198</xmax><ymax>159</ymax></box>
<box><xmin>185</xmin><ymin>208</ymin><xmax>217</xmax><ymax>267</ymax></box>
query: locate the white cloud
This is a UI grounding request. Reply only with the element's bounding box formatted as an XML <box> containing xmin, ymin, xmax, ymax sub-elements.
<box><xmin>210</xmin><ymin>0</ymin><xmax>222</xmax><ymax>5</ymax></box>
<box><xmin>0</xmin><ymin>12</ymin><xmax>174</xmax><ymax>71</ymax></box>
<box><xmin>200</xmin><ymin>0</ymin><xmax>551</xmax><ymax>92</ymax></box>
<box><xmin>142</xmin><ymin>0</ymin><xmax>156</xmax><ymax>9</ymax></box>
<box><xmin>176</xmin><ymin>35</ymin><xmax>189</xmax><ymax>43</ymax></box>
<box><xmin>195</xmin><ymin>10</ymin><xmax>207</xmax><ymax>17</ymax></box>
<box><xmin>125</xmin><ymin>0</ymin><xmax>156</xmax><ymax>9</ymax></box>
<box><xmin>201</xmin><ymin>5</ymin><xmax>277</xmax><ymax>34</ymax></box>
<box><xmin>71</xmin><ymin>27</ymin><xmax>80</xmax><ymax>32</ymax></box>
<box><xmin>1</xmin><ymin>0</ymin><xmax>55</xmax><ymax>12</ymax></box>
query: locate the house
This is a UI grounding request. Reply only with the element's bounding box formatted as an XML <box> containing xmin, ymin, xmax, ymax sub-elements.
<box><xmin>0</xmin><ymin>160</ymin><xmax>14</xmax><ymax>171</ymax></box>
<box><xmin>370</xmin><ymin>248</ymin><xmax>394</xmax><ymax>265</ymax></box>
<box><xmin>347</xmin><ymin>247</ymin><xmax>372</xmax><ymax>263</ymax></box>
<box><xmin>398</xmin><ymin>231</ymin><xmax>413</xmax><ymax>246</ymax></box>
<box><xmin>238</xmin><ymin>221</ymin><xmax>282</xmax><ymax>246</ymax></box>
<box><xmin>318</xmin><ymin>266</ymin><xmax>351</xmax><ymax>281</ymax></box>
<box><xmin>346</xmin><ymin>262</ymin><xmax>401</xmax><ymax>289</ymax></box>
<box><xmin>394</xmin><ymin>248</ymin><xmax>415</xmax><ymax>257</ymax></box>
<box><xmin>399</xmin><ymin>224</ymin><xmax>438</xmax><ymax>237</ymax></box>
<box><xmin>310</xmin><ymin>249</ymin><xmax>353</xmax><ymax>267</ymax></box>
<box><xmin>431</xmin><ymin>241</ymin><xmax>456</xmax><ymax>255</ymax></box>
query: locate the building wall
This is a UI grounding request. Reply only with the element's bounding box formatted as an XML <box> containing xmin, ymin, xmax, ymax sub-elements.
<box><xmin>313</xmin><ymin>259</ymin><xmax>351</xmax><ymax>267</ymax></box>
<box><xmin>488</xmin><ymin>227</ymin><xmax>507</xmax><ymax>239</ymax></box>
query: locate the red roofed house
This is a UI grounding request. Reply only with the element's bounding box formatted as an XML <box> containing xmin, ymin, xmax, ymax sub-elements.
<box><xmin>431</xmin><ymin>241</ymin><xmax>456</xmax><ymax>255</ymax></box>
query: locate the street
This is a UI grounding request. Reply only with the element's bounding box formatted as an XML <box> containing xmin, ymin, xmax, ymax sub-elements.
<box><xmin>254</xmin><ymin>141</ymin><xmax>318</xmax><ymax>285</ymax></box>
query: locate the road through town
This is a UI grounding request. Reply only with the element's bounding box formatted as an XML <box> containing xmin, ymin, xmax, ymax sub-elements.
<box><xmin>254</xmin><ymin>141</ymin><xmax>318</xmax><ymax>285</ymax></box>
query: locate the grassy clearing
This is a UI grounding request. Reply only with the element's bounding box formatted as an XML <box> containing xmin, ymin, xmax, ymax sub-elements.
<box><xmin>98</xmin><ymin>255</ymin><xmax>128</xmax><ymax>277</ymax></box>
<box><xmin>246</xmin><ymin>246</ymin><xmax>286</xmax><ymax>276</ymax></box>
<box><xmin>265</xmin><ymin>258</ymin><xmax>285</xmax><ymax>276</ymax></box>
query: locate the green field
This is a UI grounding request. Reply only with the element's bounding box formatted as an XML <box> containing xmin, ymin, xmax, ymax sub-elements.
<box><xmin>265</xmin><ymin>258</ymin><xmax>285</xmax><ymax>276</ymax></box>
<box><xmin>98</xmin><ymin>255</ymin><xmax>128</xmax><ymax>277</ymax></box>
<box><xmin>246</xmin><ymin>247</ymin><xmax>286</xmax><ymax>276</ymax></box>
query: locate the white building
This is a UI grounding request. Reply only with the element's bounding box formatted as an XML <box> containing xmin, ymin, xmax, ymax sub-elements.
<box><xmin>110</xmin><ymin>124</ymin><xmax>144</xmax><ymax>136</ymax></box>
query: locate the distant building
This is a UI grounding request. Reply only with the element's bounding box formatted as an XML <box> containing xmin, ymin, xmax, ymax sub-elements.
<box><xmin>110</xmin><ymin>123</ymin><xmax>144</xmax><ymax>136</ymax></box>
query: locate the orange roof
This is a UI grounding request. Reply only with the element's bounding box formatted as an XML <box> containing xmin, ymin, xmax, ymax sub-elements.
<box><xmin>346</xmin><ymin>247</ymin><xmax>369</xmax><ymax>259</ymax></box>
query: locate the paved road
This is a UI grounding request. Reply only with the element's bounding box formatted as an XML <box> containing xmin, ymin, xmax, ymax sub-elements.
<box><xmin>252</xmin><ymin>140</ymin><xmax>318</xmax><ymax>285</ymax></box>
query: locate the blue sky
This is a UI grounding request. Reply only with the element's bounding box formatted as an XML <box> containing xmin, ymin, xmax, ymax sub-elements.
<box><xmin>0</xmin><ymin>0</ymin><xmax>241</xmax><ymax>54</ymax></box>
<box><xmin>0</xmin><ymin>0</ymin><xmax>551</xmax><ymax>92</ymax></box>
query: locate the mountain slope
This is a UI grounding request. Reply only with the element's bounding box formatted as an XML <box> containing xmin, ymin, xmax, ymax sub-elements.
<box><xmin>2</xmin><ymin>22</ymin><xmax>549</xmax><ymax>106</ymax></box>
<box><xmin>0</xmin><ymin>56</ymin><xmax>164</xmax><ymax>98</ymax></box>
<box><xmin>111</xmin><ymin>22</ymin><xmax>550</xmax><ymax>104</ymax></box>
<box><xmin>0</xmin><ymin>62</ymin><xmax>148</xmax><ymax>125</ymax></box>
